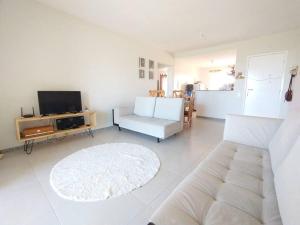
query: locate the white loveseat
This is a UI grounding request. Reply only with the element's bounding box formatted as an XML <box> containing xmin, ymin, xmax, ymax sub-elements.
<box><xmin>149</xmin><ymin>111</ymin><xmax>300</xmax><ymax>225</ymax></box>
<box><xmin>114</xmin><ymin>97</ymin><xmax>184</xmax><ymax>142</ymax></box>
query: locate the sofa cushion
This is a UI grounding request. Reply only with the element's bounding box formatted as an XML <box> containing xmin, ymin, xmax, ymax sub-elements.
<box><xmin>150</xmin><ymin>141</ymin><xmax>282</xmax><ymax>225</ymax></box>
<box><xmin>269</xmin><ymin>110</ymin><xmax>300</xmax><ymax>172</ymax></box>
<box><xmin>119</xmin><ymin>115</ymin><xmax>182</xmax><ymax>139</ymax></box>
<box><xmin>154</xmin><ymin>97</ymin><xmax>184</xmax><ymax>121</ymax></box>
<box><xmin>133</xmin><ymin>97</ymin><xmax>156</xmax><ymax>117</ymax></box>
<box><xmin>274</xmin><ymin>136</ymin><xmax>300</xmax><ymax>225</ymax></box>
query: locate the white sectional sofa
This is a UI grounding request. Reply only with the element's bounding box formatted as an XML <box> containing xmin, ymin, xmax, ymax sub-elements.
<box><xmin>149</xmin><ymin>111</ymin><xmax>300</xmax><ymax>225</ymax></box>
<box><xmin>114</xmin><ymin>97</ymin><xmax>184</xmax><ymax>142</ymax></box>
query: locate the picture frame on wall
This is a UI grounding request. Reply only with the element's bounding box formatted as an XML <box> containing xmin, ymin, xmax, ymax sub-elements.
<box><xmin>139</xmin><ymin>69</ymin><xmax>145</xmax><ymax>79</ymax></box>
<box><xmin>139</xmin><ymin>57</ymin><xmax>145</xmax><ymax>68</ymax></box>
<box><xmin>149</xmin><ymin>71</ymin><xmax>154</xmax><ymax>80</ymax></box>
<box><xmin>149</xmin><ymin>60</ymin><xmax>154</xmax><ymax>69</ymax></box>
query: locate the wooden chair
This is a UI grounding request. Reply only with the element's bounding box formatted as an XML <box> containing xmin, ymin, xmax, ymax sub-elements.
<box><xmin>149</xmin><ymin>90</ymin><xmax>157</xmax><ymax>97</ymax></box>
<box><xmin>157</xmin><ymin>90</ymin><xmax>165</xmax><ymax>97</ymax></box>
<box><xmin>184</xmin><ymin>96</ymin><xmax>194</xmax><ymax>128</ymax></box>
<box><xmin>149</xmin><ymin>90</ymin><xmax>165</xmax><ymax>97</ymax></box>
<box><xmin>173</xmin><ymin>90</ymin><xmax>184</xmax><ymax>98</ymax></box>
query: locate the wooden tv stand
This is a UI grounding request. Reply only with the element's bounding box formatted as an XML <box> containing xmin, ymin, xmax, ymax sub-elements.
<box><xmin>15</xmin><ymin>111</ymin><xmax>96</xmax><ymax>154</ymax></box>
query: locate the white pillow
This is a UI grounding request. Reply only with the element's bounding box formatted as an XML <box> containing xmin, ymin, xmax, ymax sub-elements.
<box><xmin>133</xmin><ymin>97</ymin><xmax>156</xmax><ymax>117</ymax></box>
<box><xmin>274</xmin><ymin>135</ymin><xmax>300</xmax><ymax>225</ymax></box>
<box><xmin>269</xmin><ymin>110</ymin><xmax>300</xmax><ymax>172</ymax></box>
<box><xmin>154</xmin><ymin>98</ymin><xmax>184</xmax><ymax>121</ymax></box>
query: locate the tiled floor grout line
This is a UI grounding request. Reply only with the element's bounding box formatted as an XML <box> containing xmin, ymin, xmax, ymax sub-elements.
<box><xmin>26</xmin><ymin>157</ymin><xmax>63</xmax><ymax>225</ymax></box>
<box><xmin>130</xmin><ymin>168</ymin><xmax>178</xmax><ymax>203</ymax></box>
<box><xmin>127</xmin><ymin>165</ymin><xmax>188</xmax><ymax>225</ymax></box>
<box><xmin>123</xmin><ymin>194</ymin><xmax>150</xmax><ymax>225</ymax></box>
<box><xmin>127</xmin><ymin>177</ymin><xmax>179</xmax><ymax>225</ymax></box>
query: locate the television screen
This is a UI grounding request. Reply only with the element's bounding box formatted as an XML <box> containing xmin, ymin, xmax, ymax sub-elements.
<box><xmin>38</xmin><ymin>91</ymin><xmax>82</xmax><ymax>115</ymax></box>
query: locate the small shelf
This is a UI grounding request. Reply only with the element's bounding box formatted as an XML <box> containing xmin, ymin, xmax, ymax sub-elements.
<box><xmin>20</xmin><ymin>124</ymin><xmax>96</xmax><ymax>142</ymax></box>
<box><xmin>16</xmin><ymin>111</ymin><xmax>93</xmax><ymax>122</ymax></box>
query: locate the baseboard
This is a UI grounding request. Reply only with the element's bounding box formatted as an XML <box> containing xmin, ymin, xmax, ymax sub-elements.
<box><xmin>196</xmin><ymin>115</ymin><xmax>225</xmax><ymax>121</ymax></box>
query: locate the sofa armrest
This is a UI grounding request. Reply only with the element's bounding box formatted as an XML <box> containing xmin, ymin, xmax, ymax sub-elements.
<box><xmin>223</xmin><ymin>114</ymin><xmax>283</xmax><ymax>149</ymax></box>
<box><xmin>113</xmin><ymin>106</ymin><xmax>134</xmax><ymax>124</ymax></box>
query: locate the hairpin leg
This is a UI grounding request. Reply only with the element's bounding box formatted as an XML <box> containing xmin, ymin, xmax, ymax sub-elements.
<box><xmin>87</xmin><ymin>128</ymin><xmax>94</xmax><ymax>138</ymax></box>
<box><xmin>24</xmin><ymin>140</ymin><xmax>34</xmax><ymax>155</ymax></box>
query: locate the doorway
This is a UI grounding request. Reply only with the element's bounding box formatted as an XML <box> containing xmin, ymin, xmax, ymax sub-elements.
<box><xmin>158</xmin><ymin>63</ymin><xmax>173</xmax><ymax>96</ymax></box>
<box><xmin>244</xmin><ymin>52</ymin><xmax>287</xmax><ymax>118</ymax></box>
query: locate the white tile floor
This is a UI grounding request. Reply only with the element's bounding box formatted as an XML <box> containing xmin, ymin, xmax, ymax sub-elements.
<box><xmin>0</xmin><ymin>117</ymin><xmax>224</xmax><ymax>225</ymax></box>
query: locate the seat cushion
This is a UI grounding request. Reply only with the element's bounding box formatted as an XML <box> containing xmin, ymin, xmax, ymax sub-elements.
<box><xmin>133</xmin><ymin>97</ymin><xmax>156</xmax><ymax>117</ymax></box>
<box><xmin>274</xmin><ymin>136</ymin><xmax>300</xmax><ymax>225</ymax></box>
<box><xmin>150</xmin><ymin>141</ymin><xmax>282</xmax><ymax>225</ymax></box>
<box><xmin>119</xmin><ymin>115</ymin><xmax>182</xmax><ymax>139</ymax></box>
<box><xmin>154</xmin><ymin>97</ymin><xmax>184</xmax><ymax>121</ymax></box>
<box><xmin>269</xmin><ymin>110</ymin><xmax>300</xmax><ymax>172</ymax></box>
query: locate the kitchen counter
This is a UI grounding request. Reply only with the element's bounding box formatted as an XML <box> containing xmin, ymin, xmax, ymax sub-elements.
<box><xmin>195</xmin><ymin>90</ymin><xmax>243</xmax><ymax>119</ymax></box>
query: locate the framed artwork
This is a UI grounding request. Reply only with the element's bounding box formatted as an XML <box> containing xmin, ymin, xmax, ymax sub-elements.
<box><xmin>149</xmin><ymin>60</ymin><xmax>154</xmax><ymax>69</ymax></box>
<box><xmin>139</xmin><ymin>69</ymin><xmax>145</xmax><ymax>79</ymax></box>
<box><xmin>139</xmin><ymin>57</ymin><xmax>145</xmax><ymax>68</ymax></box>
<box><xmin>149</xmin><ymin>71</ymin><xmax>154</xmax><ymax>80</ymax></box>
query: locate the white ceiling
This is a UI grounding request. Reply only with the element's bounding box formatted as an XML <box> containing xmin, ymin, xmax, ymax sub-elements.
<box><xmin>36</xmin><ymin>0</ymin><xmax>300</xmax><ymax>53</ymax></box>
<box><xmin>176</xmin><ymin>49</ymin><xmax>237</xmax><ymax>68</ymax></box>
<box><xmin>175</xmin><ymin>49</ymin><xmax>236</xmax><ymax>72</ymax></box>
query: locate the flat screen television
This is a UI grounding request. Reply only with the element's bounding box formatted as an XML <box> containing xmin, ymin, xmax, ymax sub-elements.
<box><xmin>38</xmin><ymin>91</ymin><xmax>82</xmax><ymax>115</ymax></box>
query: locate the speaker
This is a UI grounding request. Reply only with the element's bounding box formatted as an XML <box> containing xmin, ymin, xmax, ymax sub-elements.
<box><xmin>56</xmin><ymin>116</ymin><xmax>85</xmax><ymax>130</ymax></box>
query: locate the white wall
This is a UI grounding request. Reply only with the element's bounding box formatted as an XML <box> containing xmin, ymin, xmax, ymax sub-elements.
<box><xmin>174</xmin><ymin>49</ymin><xmax>237</xmax><ymax>89</ymax></box>
<box><xmin>175</xmin><ymin>29</ymin><xmax>300</xmax><ymax>118</ymax></box>
<box><xmin>284</xmin><ymin>36</ymin><xmax>300</xmax><ymax>111</ymax></box>
<box><xmin>0</xmin><ymin>0</ymin><xmax>173</xmax><ymax>150</ymax></box>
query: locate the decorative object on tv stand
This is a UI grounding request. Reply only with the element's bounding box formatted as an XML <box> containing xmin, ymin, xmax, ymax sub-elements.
<box><xmin>20</xmin><ymin>107</ymin><xmax>35</xmax><ymax>118</ymax></box>
<box><xmin>23</xmin><ymin>125</ymin><xmax>54</xmax><ymax>138</ymax></box>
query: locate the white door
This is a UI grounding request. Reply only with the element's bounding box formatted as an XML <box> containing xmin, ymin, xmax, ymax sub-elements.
<box><xmin>244</xmin><ymin>52</ymin><xmax>286</xmax><ymax>118</ymax></box>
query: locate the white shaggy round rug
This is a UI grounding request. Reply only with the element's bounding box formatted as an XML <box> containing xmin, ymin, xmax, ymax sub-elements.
<box><xmin>50</xmin><ymin>143</ymin><xmax>160</xmax><ymax>202</ymax></box>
